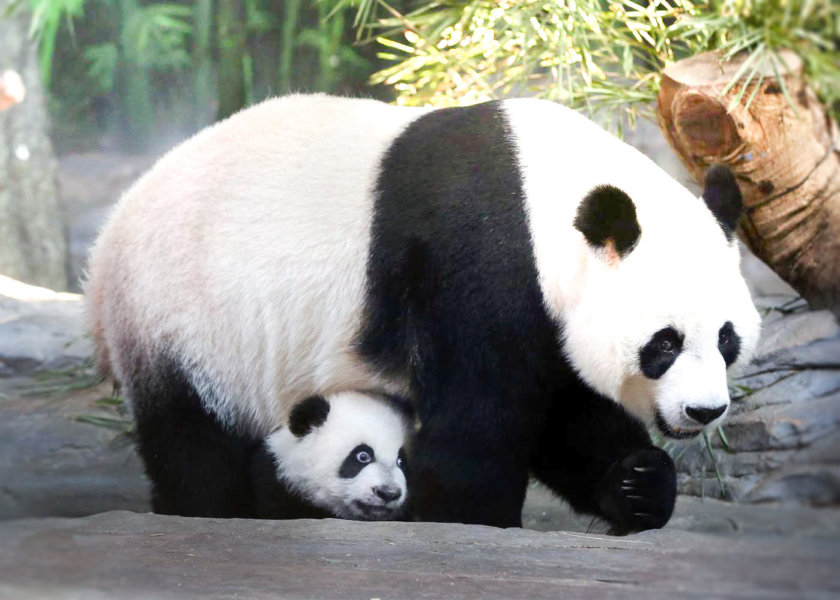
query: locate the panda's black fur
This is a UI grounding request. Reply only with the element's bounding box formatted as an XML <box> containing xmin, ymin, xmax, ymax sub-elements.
<box><xmin>129</xmin><ymin>356</ymin><xmax>259</xmax><ymax>518</ymax></box>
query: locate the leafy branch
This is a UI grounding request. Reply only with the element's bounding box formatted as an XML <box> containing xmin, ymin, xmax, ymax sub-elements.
<box><xmin>339</xmin><ymin>0</ymin><xmax>840</xmax><ymax>126</ymax></box>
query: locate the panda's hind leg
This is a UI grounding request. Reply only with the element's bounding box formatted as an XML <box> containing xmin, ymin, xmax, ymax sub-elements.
<box><xmin>125</xmin><ymin>357</ymin><xmax>257</xmax><ymax>518</ymax></box>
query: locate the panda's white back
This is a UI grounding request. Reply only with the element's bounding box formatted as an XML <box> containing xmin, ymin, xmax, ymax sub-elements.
<box><xmin>87</xmin><ymin>95</ymin><xmax>428</xmax><ymax>432</ymax></box>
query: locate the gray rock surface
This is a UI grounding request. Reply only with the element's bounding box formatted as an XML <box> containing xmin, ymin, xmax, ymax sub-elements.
<box><xmin>1</xmin><ymin>510</ymin><xmax>838</xmax><ymax>600</ymax></box>
<box><xmin>0</xmin><ymin>276</ymin><xmax>92</xmax><ymax>376</ymax></box>
<box><xmin>0</xmin><ymin>377</ymin><xmax>148</xmax><ymax>519</ymax></box>
<box><xmin>524</xmin><ymin>483</ymin><xmax>840</xmax><ymax>538</ymax></box>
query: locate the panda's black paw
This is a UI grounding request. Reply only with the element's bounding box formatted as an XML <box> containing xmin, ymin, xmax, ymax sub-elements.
<box><xmin>597</xmin><ymin>447</ymin><xmax>676</xmax><ymax>536</ymax></box>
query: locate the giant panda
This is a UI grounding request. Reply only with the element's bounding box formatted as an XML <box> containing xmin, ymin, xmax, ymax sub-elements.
<box><xmin>85</xmin><ymin>94</ymin><xmax>761</xmax><ymax>533</ymax></box>
<box><xmin>251</xmin><ymin>390</ymin><xmax>411</xmax><ymax>521</ymax></box>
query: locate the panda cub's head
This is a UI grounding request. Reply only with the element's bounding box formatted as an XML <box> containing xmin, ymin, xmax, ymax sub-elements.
<box><xmin>265</xmin><ymin>391</ymin><xmax>412</xmax><ymax>520</ymax></box>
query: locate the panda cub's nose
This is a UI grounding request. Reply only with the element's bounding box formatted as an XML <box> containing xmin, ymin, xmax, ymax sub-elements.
<box><xmin>685</xmin><ymin>404</ymin><xmax>727</xmax><ymax>425</ymax></box>
<box><xmin>374</xmin><ymin>485</ymin><xmax>402</xmax><ymax>503</ymax></box>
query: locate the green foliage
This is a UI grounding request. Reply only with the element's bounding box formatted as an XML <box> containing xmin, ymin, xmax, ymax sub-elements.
<box><xmin>298</xmin><ymin>1</ymin><xmax>370</xmax><ymax>91</ymax></box>
<box><xmin>27</xmin><ymin>0</ymin><xmax>85</xmax><ymax>86</ymax></box>
<box><xmin>75</xmin><ymin>393</ymin><xmax>132</xmax><ymax>434</ymax></box>
<box><xmin>120</xmin><ymin>1</ymin><xmax>192</xmax><ymax>69</ymax></box>
<box><xmin>9</xmin><ymin>0</ymin><xmax>384</xmax><ymax>150</ymax></box>
<box><xmin>84</xmin><ymin>43</ymin><xmax>118</xmax><ymax>92</ymax></box>
<box><xmin>676</xmin><ymin>0</ymin><xmax>840</xmax><ymax>115</ymax></box>
<box><xmin>348</xmin><ymin>0</ymin><xmax>840</xmax><ymax>123</ymax></box>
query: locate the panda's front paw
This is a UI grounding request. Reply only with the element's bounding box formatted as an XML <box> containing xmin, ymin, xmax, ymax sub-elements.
<box><xmin>597</xmin><ymin>447</ymin><xmax>676</xmax><ymax>535</ymax></box>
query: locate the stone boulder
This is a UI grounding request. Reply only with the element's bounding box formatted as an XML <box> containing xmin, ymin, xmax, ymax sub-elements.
<box><xmin>0</xmin><ymin>275</ymin><xmax>92</xmax><ymax>376</ymax></box>
<box><xmin>0</xmin><ymin>510</ymin><xmax>837</xmax><ymax>599</ymax></box>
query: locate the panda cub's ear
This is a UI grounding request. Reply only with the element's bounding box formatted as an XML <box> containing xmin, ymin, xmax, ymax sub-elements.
<box><xmin>288</xmin><ymin>395</ymin><xmax>330</xmax><ymax>438</ymax></box>
<box><xmin>574</xmin><ymin>185</ymin><xmax>641</xmax><ymax>262</ymax></box>
<box><xmin>702</xmin><ymin>165</ymin><xmax>743</xmax><ymax>241</ymax></box>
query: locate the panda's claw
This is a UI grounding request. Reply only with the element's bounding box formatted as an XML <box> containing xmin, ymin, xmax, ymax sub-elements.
<box><xmin>633</xmin><ymin>466</ymin><xmax>655</xmax><ymax>473</ymax></box>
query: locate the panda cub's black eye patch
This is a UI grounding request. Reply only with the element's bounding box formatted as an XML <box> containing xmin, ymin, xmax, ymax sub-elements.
<box><xmin>718</xmin><ymin>321</ymin><xmax>741</xmax><ymax>367</ymax></box>
<box><xmin>639</xmin><ymin>327</ymin><xmax>684</xmax><ymax>379</ymax></box>
<box><xmin>339</xmin><ymin>444</ymin><xmax>375</xmax><ymax>479</ymax></box>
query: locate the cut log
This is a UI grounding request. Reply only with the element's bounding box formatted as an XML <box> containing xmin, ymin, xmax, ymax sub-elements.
<box><xmin>657</xmin><ymin>50</ymin><xmax>840</xmax><ymax>316</ymax></box>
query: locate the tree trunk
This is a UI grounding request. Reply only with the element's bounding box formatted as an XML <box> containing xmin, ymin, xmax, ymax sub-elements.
<box><xmin>657</xmin><ymin>50</ymin><xmax>840</xmax><ymax>316</ymax></box>
<box><xmin>0</xmin><ymin>0</ymin><xmax>68</xmax><ymax>291</ymax></box>
<box><xmin>217</xmin><ymin>0</ymin><xmax>247</xmax><ymax>121</ymax></box>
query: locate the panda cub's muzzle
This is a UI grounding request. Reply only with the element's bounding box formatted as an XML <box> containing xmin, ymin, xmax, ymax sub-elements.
<box><xmin>352</xmin><ymin>488</ymin><xmax>403</xmax><ymax>520</ymax></box>
<box><xmin>340</xmin><ymin>444</ymin><xmax>407</xmax><ymax>521</ymax></box>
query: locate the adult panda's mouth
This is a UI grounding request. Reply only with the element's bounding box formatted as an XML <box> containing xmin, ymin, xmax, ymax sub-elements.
<box><xmin>655</xmin><ymin>411</ymin><xmax>702</xmax><ymax>440</ymax></box>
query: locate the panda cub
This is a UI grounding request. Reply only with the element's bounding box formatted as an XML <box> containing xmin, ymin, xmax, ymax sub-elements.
<box><xmin>251</xmin><ymin>391</ymin><xmax>412</xmax><ymax>521</ymax></box>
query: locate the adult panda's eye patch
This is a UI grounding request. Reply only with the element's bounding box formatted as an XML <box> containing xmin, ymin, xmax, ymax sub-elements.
<box><xmin>718</xmin><ymin>321</ymin><xmax>741</xmax><ymax>367</ymax></box>
<box><xmin>639</xmin><ymin>327</ymin><xmax>684</xmax><ymax>379</ymax></box>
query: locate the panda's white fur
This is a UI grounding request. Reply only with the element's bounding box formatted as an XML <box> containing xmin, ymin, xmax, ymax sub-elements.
<box><xmin>264</xmin><ymin>391</ymin><xmax>410</xmax><ymax>520</ymax></box>
<box><xmin>87</xmin><ymin>94</ymin><xmax>759</xmax><ymax>442</ymax></box>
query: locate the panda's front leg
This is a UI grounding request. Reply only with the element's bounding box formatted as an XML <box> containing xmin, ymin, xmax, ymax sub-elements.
<box><xmin>531</xmin><ymin>390</ymin><xmax>676</xmax><ymax>535</ymax></box>
<box><xmin>406</xmin><ymin>398</ymin><xmax>533</xmax><ymax>527</ymax></box>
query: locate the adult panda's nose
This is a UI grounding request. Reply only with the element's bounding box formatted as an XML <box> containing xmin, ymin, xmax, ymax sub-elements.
<box><xmin>373</xmin><ymin>484</ymin><xmax>402</xmax><ymax>503</ymax></box>
<box><xmin>685</xmin><ymin>404</ymin><xmax>727</xmax><ymax>425</ymax></box>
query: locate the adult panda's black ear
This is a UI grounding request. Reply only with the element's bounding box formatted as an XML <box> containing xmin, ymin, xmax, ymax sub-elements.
<box><xmin>289</xmin><ymin>395</ymin><xmax>330</xmax><ymax>438</ymax></box>
<box><xmin>574</xmin><ymin>185</ymin><xmax>641</xmax><ymax>261</ymax></box>
<box><xmin>702</xmin><ymin>165</ymin><xmax>743</xmax><ymax>241</ymax></box>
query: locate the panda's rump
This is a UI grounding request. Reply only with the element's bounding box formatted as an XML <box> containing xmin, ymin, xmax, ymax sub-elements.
<box><xmin>86</xmin><ymin>95</ymin><xmax>425</xmax><ymax>433</ymax></box>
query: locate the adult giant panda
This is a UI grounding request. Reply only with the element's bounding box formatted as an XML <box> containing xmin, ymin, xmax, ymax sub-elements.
<box><xmin>86</xmin><ymin>94</ymin><xmax>760</xmax><ymax>533</ymax></box>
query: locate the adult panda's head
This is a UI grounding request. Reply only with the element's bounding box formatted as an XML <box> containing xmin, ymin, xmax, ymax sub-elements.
<box><xmin>564</xmin><ymin>165</ymin><xmax>761</xmax><ymax>440</ymax></box>
<box><xmin>265</xmin><ymin>391</ymin><xmax>412</xmax><ymax>520</ymax></box>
